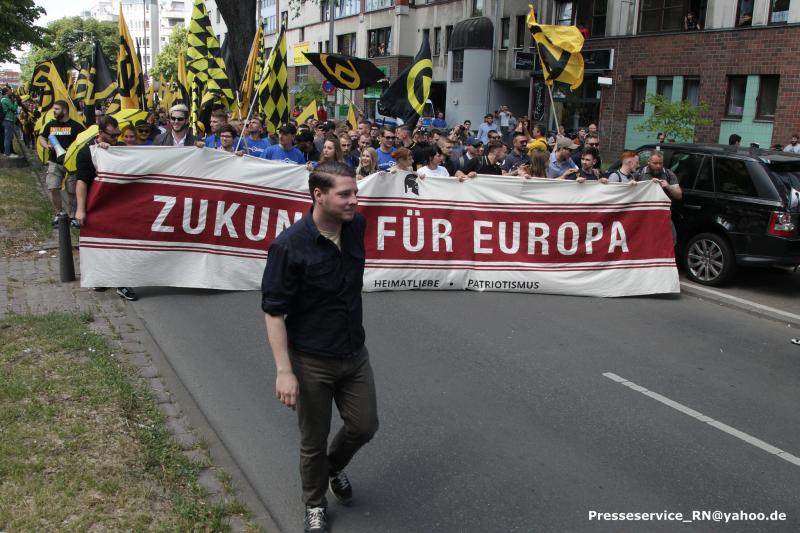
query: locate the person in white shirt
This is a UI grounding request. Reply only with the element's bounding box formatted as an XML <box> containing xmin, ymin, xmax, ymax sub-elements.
<box><xmin>783</xmin><ymin>134</ymin><xmax>800</xmax><ymax>154</ymax></box>
<box><xmin>416</xmin><ymin>144</ymin><xmax>450</xmax><ymax>178</ymax></box>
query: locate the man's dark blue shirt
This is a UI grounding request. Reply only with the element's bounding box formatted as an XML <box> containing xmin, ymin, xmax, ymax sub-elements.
<box><xmin>261</xmin><ymin>210</ymin><xmax>366</xmax><ymax>357</ymax></box>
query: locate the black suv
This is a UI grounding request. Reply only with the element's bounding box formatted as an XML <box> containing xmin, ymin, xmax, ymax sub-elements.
<box><xmin>633</xmin><ymin>144</ymin><xmax>800</xmax><ymax>286</ymax></box>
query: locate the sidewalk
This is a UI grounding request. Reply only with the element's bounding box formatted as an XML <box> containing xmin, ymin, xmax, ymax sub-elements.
<box><xmin>1</xmin><ymin>151</ymin><xmax>277</xmax><ymax>531</ymax></box>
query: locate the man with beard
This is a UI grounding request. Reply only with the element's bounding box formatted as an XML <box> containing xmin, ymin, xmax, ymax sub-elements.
<box><xmin>636</xmin><ymin>150</ymin><xmax>682</xmax><ymax>200</ymax></box>
<box><xmin>39</xmin><ymin>100</ymin><xmax>85</xmax><ymax>224</ymax></box>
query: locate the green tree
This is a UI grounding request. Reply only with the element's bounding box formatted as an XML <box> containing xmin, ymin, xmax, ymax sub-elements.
<box><xmin>294</xmin><ymin>77</ymin><xmax>325</xmax><ymax>108</ymax></box>
<box><xmin>151</xmin><ymin>25</ymin><xmax>188</xmax><ymax>80</ymax></box>
<box><xmin>635</xmin><ymin>94</ymin><xmax>712</xmax><ymax>142</ymax></box>
<box><xmin>20</xmin><ymin>17</ymin><xmax>117</xmax><ymax>83</ymax></box>
<box><xmin>0</xmin><ymin>0</ymin><xmax>46</xmax><ymax>63</ymax></box>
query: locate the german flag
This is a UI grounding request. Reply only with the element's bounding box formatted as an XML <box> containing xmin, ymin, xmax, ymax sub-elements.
<box><xmin>378</xmin><ymin>36</ymin><xmax>432</xmax><ymax>126</ymax></box>
<box><xmin>258</xmin><ymin>27</ymin><xmax>288</xmax><ymax>134</ymax></box>
<box><xmin>527</xmin><ymin>6</ymin><xmax>584</xmax><ymax>90</ymax></box>
<box><xmin>117</xmin><ymin>7</ymin><xmax>145</xmax><ymax>109</ymax></box>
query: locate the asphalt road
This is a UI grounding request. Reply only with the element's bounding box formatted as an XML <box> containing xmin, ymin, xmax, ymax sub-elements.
<box><xmin>130</xmin><ymin>287</ymin><xmax>800</xmax><ymax>532</ymax></box>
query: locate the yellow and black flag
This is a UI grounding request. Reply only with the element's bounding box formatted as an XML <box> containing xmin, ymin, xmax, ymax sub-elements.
<box><xmin>117</xmin><ymin>7</ymin><xmax>145</xmax><ymax>109</ymax></box>
<box><xmin>378</xmin><ymin>36</ymin><xmax>432</xmax><ymax>126</ymax></box>
<box><xmin>89</xmin><ymin>41</ymin><xmax>117</xmax><ymax>104</ymax></box>
<box><xmin>303</xmin><ymin>52</ymin><xmax>387</xmax><ymax>90</ymax></box>
<box><xmin>74</xmin><ymin>62</ymin><xmax>91</xmax><ymax>102</ymax></box>
<box><xmin>177</xmin><ymin>50</ymin><xmax>190</xmax><ymax>106</ymax></box>
<box><xmin>30</xmin><ymin>60</ymin><xmax>85</xmax><ymax>162</ymax></box>
<box><xmin>186</xmin><ymin>0</ymin><xmax>234</xmax><ymax>110</ymax></box>
<box><xmin>258</xmin><ymin>27</ymin><xmax>288</xmax><ymax>134</ymax></box>
<box><xmin>527</xmin><ymin>5</ymin><xmax>584</xmax><ymax>90</ymax></box>
<box><xmin>238</xmin><ymin>25</ymin><xmax>264</xmax><ymax>117</ymax></box>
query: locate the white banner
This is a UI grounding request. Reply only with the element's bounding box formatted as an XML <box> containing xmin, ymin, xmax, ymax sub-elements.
<box><xmin>80</xmin><ymin>146</ymin><xmax>679</xmax><ymax>297</ymax></box>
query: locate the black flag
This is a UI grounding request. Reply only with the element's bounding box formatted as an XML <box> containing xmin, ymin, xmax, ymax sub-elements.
<box><xmin>378</xmin><ymin>37</ymin><xmax>432</xmax><ymax>126</ymax></box>
<box><xmin>303</xmin><ymin>52</ymin><xmax>387</xmax><ymax>90</ymax></box>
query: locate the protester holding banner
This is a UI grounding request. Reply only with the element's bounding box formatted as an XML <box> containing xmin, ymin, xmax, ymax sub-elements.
<box><xmin>133</xmin><ymin>120</ymin><xmax>154</xmax><ymax>146</ymax></box>
<box><xmin>262</xmin><ymin>161</ymin><xmax>379</xmax><ymax>533</ymax></box>
<box><xmin>216</xmin><ymin>124</ymin><xmax>240</xmax><ymax>153</ymax></box>
<box><xmin>241</xmin><ymin>116</ymin><xmax>272</xmax><ymax>157</ymax></box>
<box><xmin>607</xmin><ymin>151</ymin><xmax>641</xmax><ymax>184</ymax></box>
<box><xmin>120</xmin><ymin>125</ymin><xmax>138</xmax><ymax>145</ymax></box>
<box><xmin>547</xmin><ymin>136</ymin><xmax>580</xmax><ymax>179</ymax></box>
<box><xmin>339</xmin><ymin>133</ymin><xmax>358</xmax><ymax>168</ymax></box>
<box><xmin>261</xmin><ymin>124</ymin><xmax>305</xmax><ymax>164</ymax></box>
<box><xmin>199</xmin><ymin>109</ymin><xmax>229</xmax><ymax>149</ymax></box>
<box><xmin>153</xmin><ymin>104</ymin><xmax>195</xmax><ymax>146</ymax></box>
<box><xmin>455</xmin><ymin>141</ymin><xmax>507</xmax><ymax>181</ymax></box>
<box><xmin>415</xmin><ymin>145</ymin><xmax>450</xmax><ymax>179</ymax></box>
<box><xmin>388</xmin><ymin>147</ymin><xmax>414</xmax><ymax>174</ymax></box>
<box><xmin>39</xmin><ymin>100</ymin><xmax>86</xmax><ymax>224</ymax></box>
<box><xmin>73</xmin><ymin>116</ymin><xmax>138</xmax><ymax>302</ymax></box>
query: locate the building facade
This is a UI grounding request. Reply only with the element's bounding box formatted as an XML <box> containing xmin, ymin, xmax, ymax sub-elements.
<box><xmin>119</xmin><ymin>0</ymin><xmax>191</xmax><ymax>76</ymax></box>
<box><xmin>80</xmin><ymin>1</ymin><xmax>119</xmax><ymax>24</ymax></box>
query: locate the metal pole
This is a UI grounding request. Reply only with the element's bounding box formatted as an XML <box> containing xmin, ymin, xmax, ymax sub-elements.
<box><xmin>328</xmin><ymin>0</ymin><xmax>335</xmax><ymax>117</ymax></box>
<box><xmin>143</xmin><ymin>0</ymin><xmax>148</xmax><ymax>75</ymax></box>
<box><xmin>57</xmin><ymin>214</ymin><xmax>76</xmax><ymax>282</ymax></box>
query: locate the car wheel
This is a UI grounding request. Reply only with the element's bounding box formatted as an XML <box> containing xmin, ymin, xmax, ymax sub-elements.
<box><xmin>684</xmin><ymin>232</ymin><xmax>735</xmax><ymax>286</ymax></box>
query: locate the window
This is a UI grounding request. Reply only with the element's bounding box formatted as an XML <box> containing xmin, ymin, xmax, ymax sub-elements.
<box><xmin>575</xmin><ymin>0</ymin><xmax>607</xmax><ymax>37</ymax></box>
<box><xmin>515</xmin><ymin>16</ymin><xmax>526</xmax><ymax>48</ymax></box>
<box><xmin>472</xmin><ymin>0</ymin><xmax>484</xmax><ymax>16</ymax></box>
<box><xmin>452</xmin><ymin>50</ymin><xmax>464</xmax><ymax>82</ymax></box>
<box><xmin>725</xmin><ymin>76</ymin><xmax>747</xmax><ymax>118</ymax></box>
<box><xmin>736</xmin><ymin>0</ymin><xmax>754</xmax><ymax>27</ymax></box>
<box><xmin>280</xmin><ymin>10</ymin><xmax>288</xmax><ymax>29</ymax></box>
<box><xmin>756</xmin><ymin>75</ymin><xmax>779</xmax><ymax>120</ymax></box>
<box><xmin>631</xmin><ymin>77</ymin><xmax>647</xmax><ymax>113</ymax></box>
<box><xmin>433</xmin><ymin>27</ymin><xmax>441</xmax><ymax>56</ymax></box>
<box><xmin>368</xmin><ymin>28</ymin><xmax>391</xmax><ymax>57</ymax></box>
<box><xmin>262</xmin><ymin>0</ymin><xmax>276</xmax><ymax>34</ymax></box>
<box><xmin>422</xmin><ymin>29</ymin><xmax>430</xmax><ymax>48</ymax></box>
<box><xmin>500</xmin><ymin>18</ymin><xmax>510</xmax><ymax>49</ymax></box>
<box><xmin>365</xmin><ymin>0</ymin><xmax>393</xmax><ymax>12</ymax></box>
<box><xmin>299</xmin><ymin>27</ymin><xmax>305</xmax><ymax>41</ymax></box>
<box><xmin>694</xmin><ymin>156</ymin><xmax>714</xmax><ymax>192</ymax></box>
<box><xmin>657</xmin><ymin>77</ymin><xmax>673</xmax><ymax>101</ymax></box>
<box><xmin>295</xmin><ymin>65</ymin><xmax>308</xmax><ymax>84</ymax></box>
<box><xmin>714</xmin><ymin>158</ymin><xmax>757</xmax><ymax>197</ymax></box>
<box><xmin>640</xmin><ymin>0</ymin><xmax>685</xmax><ymax>33</ymax></box>
<box><xmin>683</xmin><ymin>77</ymin><xmax>700</xmax><ymax>106</ymax></box>
<box><xmin>557</xmin><ymin>1</ymin><xmax>574</xmax><ymax>25</ymax></box>
<box><xmin>669</xmin><ymin>152</ymin><xmax>703</xmax><ymax>188</ymax></box>
<box><xmin>769</xmin><ymin>0</ymin><xmax>790</xmax><ymax>24</ymax></box>
<box><xmin>333</xmin><ymin>0</ymin><xmax>359</xmax><ymax>19</ymax></box>
<box><xmin>445</xmin><ymin>25</ymin><xmax>454</xmax><ymax>52</ymax></box>
<box><xmin>337</xmin><ymin>33</ymin><xmax>357</xmax><ymax>56</ymax></box>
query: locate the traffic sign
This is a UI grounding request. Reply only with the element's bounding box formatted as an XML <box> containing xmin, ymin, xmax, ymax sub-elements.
<box><xmin>322</xmin><ymin>80</ymin><xmax>336</xmax><ymax>95</ymax></box>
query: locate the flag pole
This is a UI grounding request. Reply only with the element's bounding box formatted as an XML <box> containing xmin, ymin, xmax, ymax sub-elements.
<box><xmin>234</xmin><ymin>54</ymin><xmax>272</xmax><ymax>153</ymax></box>
<box><xmin>533</xmin><ymin>39</ymin><xmax>562</xmax><ymax>153</ymax></box>
<box><xmin>334</xmin><ymin>88</ymin><xmax>364</xmax><ymax>120</ymax></box>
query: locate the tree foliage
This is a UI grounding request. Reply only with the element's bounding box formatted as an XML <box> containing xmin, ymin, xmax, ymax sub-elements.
<box><xmin>20</xmin><ymin>17</ymin><xmax>118</xmax><ymax>83</ymax></box>
<box><xmin>151</xmin><ymin>26</ymin><xmax>189</xmax><ymax>80</ymax></box>
<box><xmin>636</xmin><ymin>94</ymin><xmax>712</xmax><ymax>142</ymax></box>
<box><xmin>0</xmin><ymin>0</ymin><xmax>46</xmax><ymax>63</ymax></box>
<box><xmin>294</xmin><ymin>78</ymin><xmax>325</xmax><ymax>108</ymax></box>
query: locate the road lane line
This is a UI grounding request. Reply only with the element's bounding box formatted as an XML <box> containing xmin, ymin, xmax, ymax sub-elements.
<box><xmin>603</xmin><ymin>372</ymin><xmax>800</xmax><ymax>467</ymax></box>
<box><xmin>680</xmin><ymin>281</ymin><xmax>800</xmax><ymax>324</ymax></box>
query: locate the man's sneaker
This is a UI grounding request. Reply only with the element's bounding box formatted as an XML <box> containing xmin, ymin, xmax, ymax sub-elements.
<box><xmin>90</xmin><ymin>287</ymin><xmax>108</xmax><ymax>292</ymax></box>
<box><xmin>8</xmin><ymin>154</ymin><xmax>21</xmax><ymax>159</ymax></box>
<box><xmin>52</xmin><ymin>213</ymin><xmax>65</xmax><ymax>227</ymax></box>
<box><xmin>328</xmin><ymin>470</ymin><xmax>353</xmax><ymax>505</ymax></box>
<box><xmin>304</xmin><ymin>506</ymin><xmax>328</xmax><ymax>533</ymax></box>
<box><xmin>116</xmin><ymin>287</ymin><xmax>138</xmax><ymax>301</ymax></box>
<box><xmin>70</xmin><ymin>218</ymin><xmax>81</xmax><ymax>228</ymax></box>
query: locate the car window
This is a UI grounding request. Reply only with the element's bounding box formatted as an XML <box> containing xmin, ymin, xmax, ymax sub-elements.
<box><xmin>714</xmin><ymin>158</ymin><xmax>758</xmax><ymax>196</ymax></box>
<box><xmin>766</xmin><ymin>163</ymin><xmax>800</xmax><ymax>209</ymax></box>
<box><xmin>669</xmin><ymin>151</ymin><xmax>703</xmax><ymax>189</ymax></box>
<box><xmin>694</xmin><ymin>156</ymin><xmax>714</xmax><ymax>192</ymax></box>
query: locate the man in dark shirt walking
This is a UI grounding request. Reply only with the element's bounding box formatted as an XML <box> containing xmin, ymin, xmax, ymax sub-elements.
<box><xmin>261</xmin><ymin>161</ymin><xmax>378</xmax><ymax>533</ymax></box>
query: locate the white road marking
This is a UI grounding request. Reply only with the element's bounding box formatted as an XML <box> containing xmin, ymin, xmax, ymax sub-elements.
<box><xmin>680</xmin><ymin>281</ymin><xmax>800</xmax><ymax>324</ymax></box>
<box><xmin>603</xmin><ymin>372</ymin><xmax>800</xmax><ymax>467</ymax></box>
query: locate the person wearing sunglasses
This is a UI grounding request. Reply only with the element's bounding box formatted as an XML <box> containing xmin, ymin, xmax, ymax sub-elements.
<box><xmin>133</xmin><ymin>119</ymin><xmax>154</xmax><ymax>145</ymax></box>
<box><xmin>375</xmin><ymin>127</ymin><xmax>397</xmax><ymax>171</ymax></box>
<box><xmin>570</xmin><ymin>132</ymin><xmax>602</xmax><ymax>169</ymax></box>
<box><xmin>153</xmin><ymin>104</ymin><xmax>196</xmax><ymax>146</ymax></box>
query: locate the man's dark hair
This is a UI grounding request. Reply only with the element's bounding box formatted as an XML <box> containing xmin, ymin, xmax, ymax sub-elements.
<box><xmin>581</xmin><ymin>146</ymin><xmax>600</xmax><ymax>161</ymax></box>
<box><xmin>379</xmin><ymin>126</ymin><xmax>395</xmax><ymax>135</ymax></box>
<box><xmin>97</xmin><ymin>115</ymin><xmax>119</xmax><ymax>133</ymax></box>
<box><xmin>585</xmin><ymin>132</ymin><xmax>599</xmax><ymax>140</ymax></box>
<box><xmin>417</xmin><ymin>143</ymin><xmax>442</xmax><ymax>165</ymax></box>
<box><xmin>218</xmin><ymin>123</ymin><xmax>237</xmax><ymax>137</ymax></box>
<box><xmin>512</xmin><ymin>131</ymin><xmax>528</xmax><ymax>141</ymax></box>
<box><xmin>485</xmin><ymin>140</ymin><xmax>505</xmax><ymax>154</ymax></box>
<box><xmin>211</xmin><ymin>109</ymin><xmax>228</xmax><ymax>120</ymax></box>
<box><xmin>729</xmin><ymin>133</ymin><xmax>742</xmax><ymax>145</ymax></box>
<box><xmin>398</xmin><ymin>124</ymin><xmax>413</xmax><ymax>134</ymax></box>
<box><xmin>308</xmin><ymin>161</ymin><xmax>356</xmax><ymax>200</ymax></box>
<box><xmin>358</xmin><ymin>119</ymin><xmax>371</xmax><ymax>128</ymax></box>
<box><xmin>484</xmin><ymin>114</ymin><xmax>493</xmax><ymax>119</ymax></box>
<box><xmin>53</xmin><ymin>99</ymin><xmax>69</xmax><ymax>109</ymax></box>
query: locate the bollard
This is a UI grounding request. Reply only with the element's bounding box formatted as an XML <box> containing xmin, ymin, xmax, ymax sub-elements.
<box><xmin>57</xmin><ymin>213</ymin><xmax>76</xmax><ymax>282</ymax></box>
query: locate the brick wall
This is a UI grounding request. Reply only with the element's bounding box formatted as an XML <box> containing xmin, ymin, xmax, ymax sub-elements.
<box><xmin>584</xmin><ymin>25</ymin><xmax>800</xmax><ymax>159</ymax></box>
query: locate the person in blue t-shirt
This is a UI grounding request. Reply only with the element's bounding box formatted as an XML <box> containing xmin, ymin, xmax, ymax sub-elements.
<box><xmin>199</xmin><ymin>109</ymin><xmax>233</xmax><ymax>149</ymax></box>
<box><xmin>261</xmin><ymin>124</ymin><xmax>305</xmax><ymax>164</ymax></box>
<box><xmin>375</xmin><ymin>127</ymin><xmax>397</xmax><ymax>171</ymax></box>
<box><xmin>431</xmin><ymin>112</ymin><xmax>447</xmax><ymax>129</ymax></box>
<box><xmin>241</xmin><ymin>116</ymin><xmax>271</xmax><ymax>157</ymax></box>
